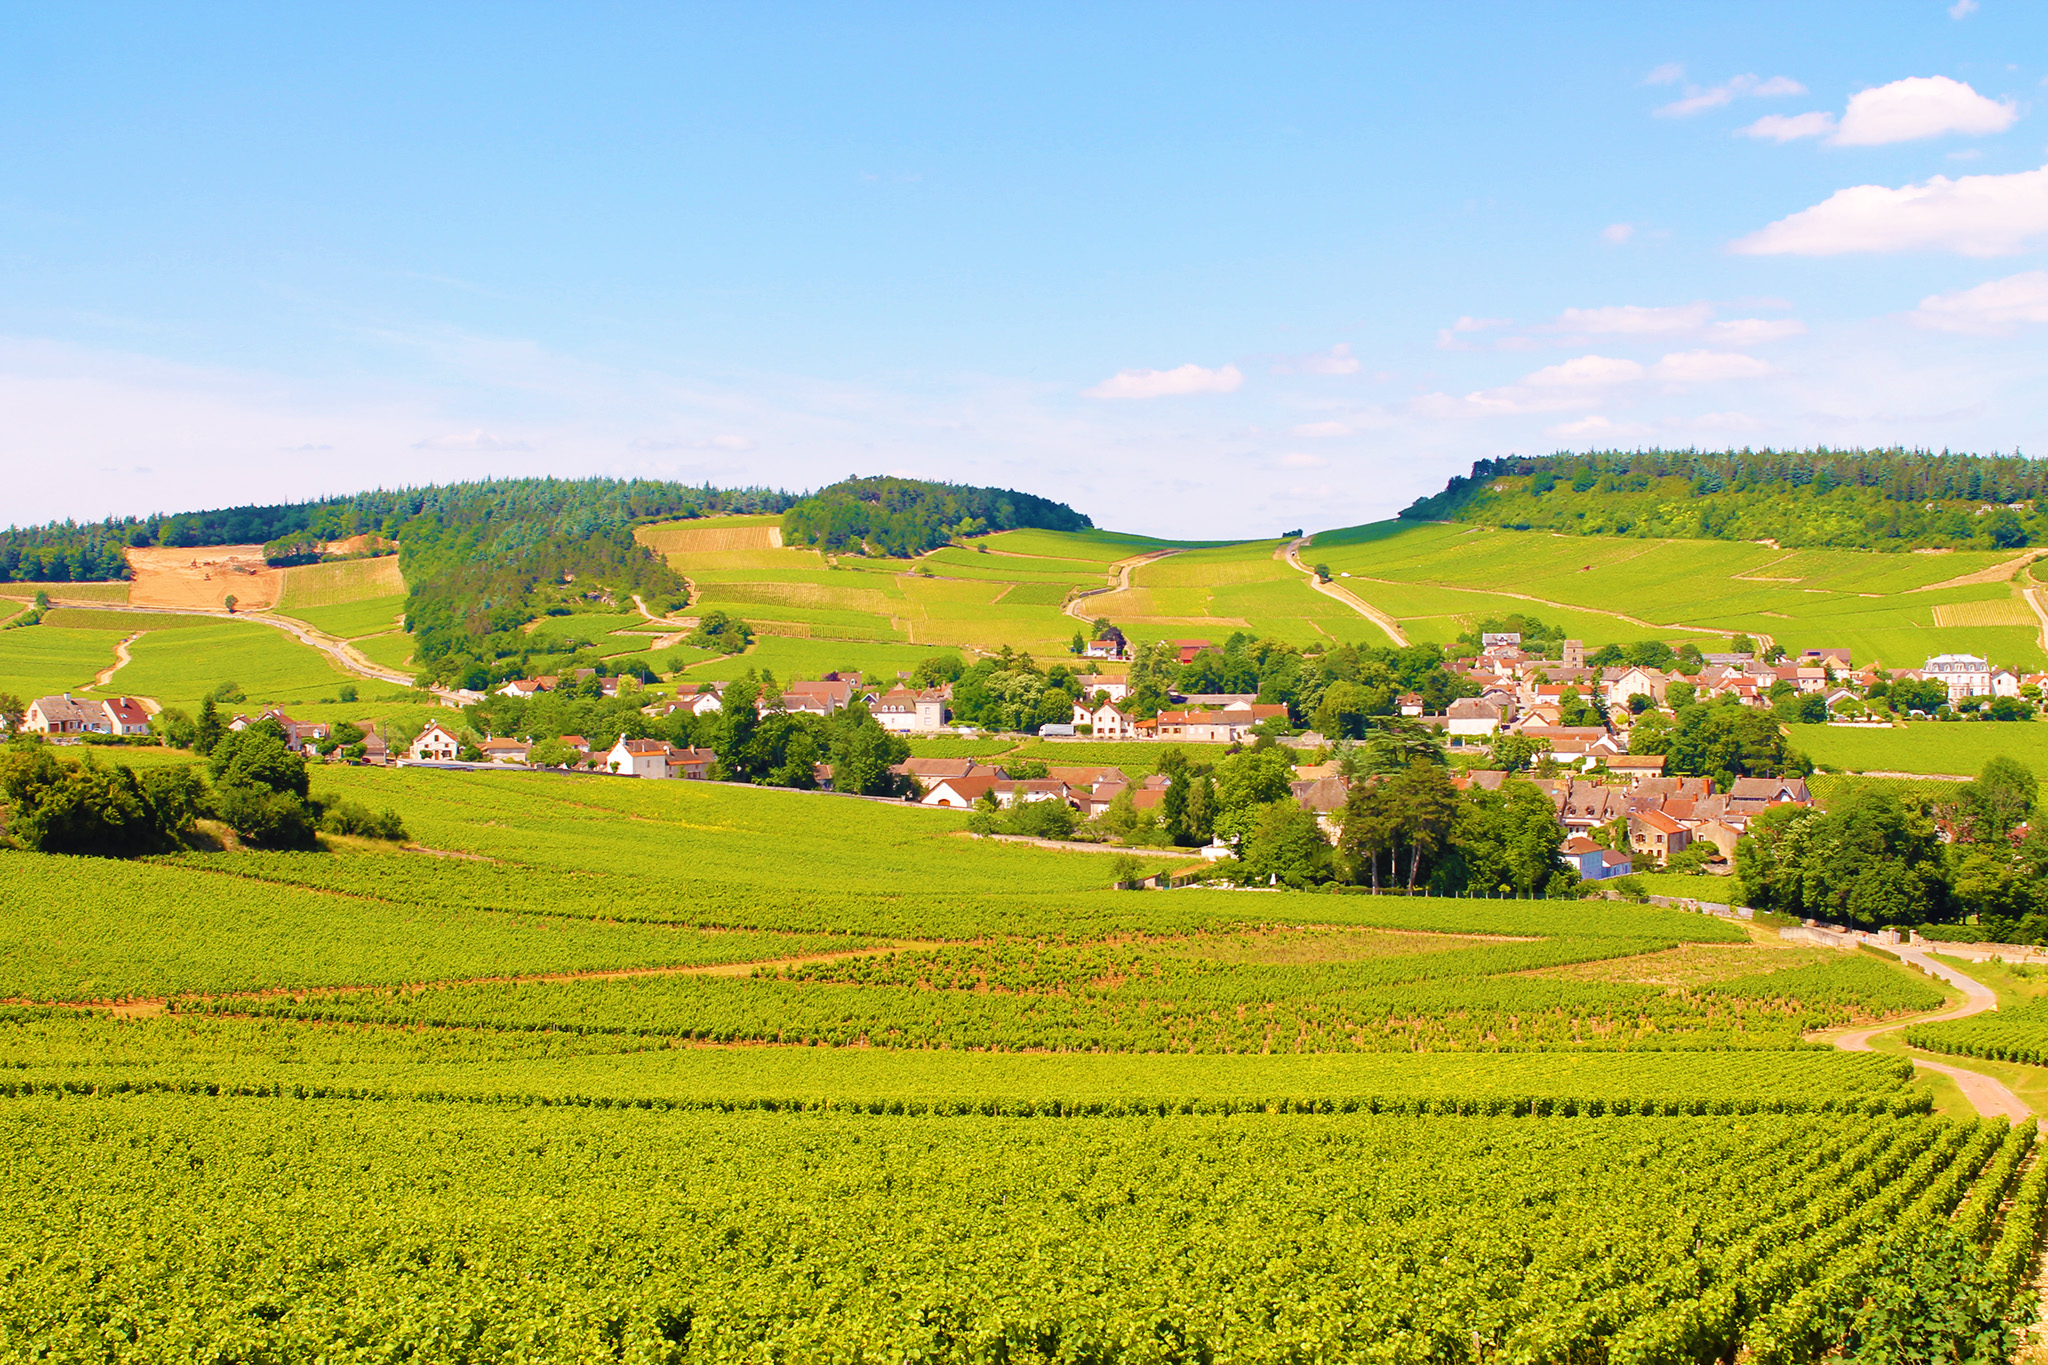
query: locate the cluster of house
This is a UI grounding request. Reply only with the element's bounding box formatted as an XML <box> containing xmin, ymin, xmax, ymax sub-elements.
<box><xmin>21</xmin><ymin>694</ymin><xmax>153</xmax><ymax>737</ymax></box>
<box><xmin>1457</xmin><ymin>767</ymin><xmax>1815</xmax><ymax>880</ymax></box>
<box><xmin>1434</xmin><ymin>637</ymin><xmax>2041</xmax><ymax>760</ymax></box>
<box><xmin>402</xmin><ymin>721</ymin><xmax>717</xmax><ymax>780</ymax></box>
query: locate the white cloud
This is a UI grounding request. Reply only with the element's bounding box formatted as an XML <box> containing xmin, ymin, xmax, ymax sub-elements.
<box><xmin>1547</xmin><ymin>415</ymin><xmax>1647</xmax><ymax>439</ymax></box>
<box><xmin>1652</xmin><ymin>350</ymin><xmax>1773</xmax><ymax>382</ymax></box>
<box><xmin>1601</xmin><ymin>222</ymin><xmax>1636</xmax><ymax>244</ymax></box>
<box><xmin>1466</xmin><ymin>354</ymin><xmax>1643</xmax><ymax>414</ymax></box>
<box><xmin>1731</xmin><ymin>163</ymin><xmax>2048</xmax><ymax>256</ymax></box>
<box><xmin>1739</xmin><ymin>111</ymin><xmax>1838</xmax><ymax>142</ymax></box>
<box><xmin>1704</xmin><ymin>317</ymin><xmax>1809</xmax><ymax>345</ymax></box>
<box><xmin>630</xmin><ymin>433</ymin><xmax>755</xmax><ymax>452</ymax></box>
<box><xmin>1656</xmin><ymin>73</ymin><xmax>1807</xmax><ymax>118</ymax></box>
<box><xmin>1083</xmin><ymin>362</ymin><xmax>1243</xmax><ymax>399</ymax></box>
<box><xmin>1908</xmin><ymin>270</ymin><xmax>2048</xmax><ymax>333</ymax></box>
<box><xmin>1275</xmin><ymin>343</ymin><xmax>1361</xmax><ymax>375</ymax></box>
<box><xmin>412</xmin><ymin>429</ymin><xmax>532</xmax><ymax>451</ymax></box>
<box><xmin>1435</xmin><ymin>315</ymin><xmax>1512</xmax><ymax>350</ymax></box>
<box><xmin>1556</xmin><ymin>302</ymin><xmax>1715</xmax><ymax>335</ymax></box>
<box><xmin>1949</xmin><ymin>0</ymin><xmax>1978</xmax><ymax>18</ymax></box>
<box><xmin>1290</xmin><ymin>420</ymin><xmax>1353</xmax><ymax>437</ymax></box>
<box><xmin>1833</xmin><ymin>75</ymin><xmax>2017</xmax><ymax>146</ymax></box>
<box><xmin>1643</xmin><ymin>63</ymin><xmax>1685</xmax><ymax>86</ymax></box>
<box><xmin>1278</xmin><ymin>452</ymin><xmax>1327</xmax><ymax>469</ymax></box>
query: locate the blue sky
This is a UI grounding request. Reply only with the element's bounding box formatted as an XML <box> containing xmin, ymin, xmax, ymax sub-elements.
<box><xmin>4</xmin><ymin>2</ymin><xmax>2045</xmax><ymax>536</ymax></box>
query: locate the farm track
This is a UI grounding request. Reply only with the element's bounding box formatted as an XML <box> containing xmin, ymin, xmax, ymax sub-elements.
<box><xmin>1064</xmin><ymin>550</ymin><xmax>1182</xmax><ymax>623</ymax></box>
<box><xmin>1833</xmin><ymin>946</ymin><xmax>2028</xmax><ymax>1120</ymax></box>
<box><xmin>2026</xmin><ymin>586</ymin><xmax>2048</xmax><ymax>657</ymax></box>
<box><xmin>1284</xmin><ymin>539</ymin><xmax>1407</xmax><ymax>646</ymax></box>
<box><xmin>92</xmin><ymin>633</ymin><xmax>140</xmax><ymax>688</ymax></box>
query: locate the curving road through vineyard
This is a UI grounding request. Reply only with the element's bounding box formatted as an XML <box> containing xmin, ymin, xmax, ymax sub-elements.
<box><xmin>1835</xmin><ymin>946</ymin><xmax>2028</xmax><ymax>1120</ymax></box>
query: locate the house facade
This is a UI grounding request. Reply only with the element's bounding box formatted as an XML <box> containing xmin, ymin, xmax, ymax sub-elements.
<box><xmin>409</xmin><ymin>723</ymin><xmax>463</xmax><ymax>762</ymax></box>
<box><xmin>871</xmin><ymin>687</ymin><xmax>948</xmax><ymax>734</ymax></box>
<box><xmin>1925</xmin><ymin>653</ymin><xmax>1993</xmax><ymax>703</ymax></box>
<box><xmin>23</xmin><ymin>694</ymin><xmax>109</xmax><ymax>735</ymax></box>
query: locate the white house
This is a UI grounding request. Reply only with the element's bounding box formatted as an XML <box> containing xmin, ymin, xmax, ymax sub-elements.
<box><xmin>870</xmin><ymin>687</ymin><xmax>948</xmax><ymax>734</ymax></box>
<box><xmin>409</xmin><ymin>722</ymin><xmax>463</xmax><ymax>762</ymax></box>
<box><xmin>102</xmin><ymin>697</ymin><xmax>152</xmax><ymax>736</ymax></box>
<box><xmin>1073</xmin><ymin>699</ymin><xmax>1142</xmax><ymax>739</ymax></box>
<box><xmin>605</xmin><ymin>737</ymin><xmax>715</xmax><ymax>779</ymax></box>
<box><xmin>23</xmin><ymin>694</ymin><xmax>108</xmax><ymax>735</ymax></box>
<box><xmin>1074</xmin><ymin>674</ymin><xmax>1129</xmax><ymax>702</ymax></box>
<box><xmin>1925</xmin><ymin>653</ymin><xmax>1993</xmax><ymax>703</ymax></box>
<box><xmin>1445</xmin><ymin>697</ymin><xmax>1505</xmax><ymax>745</ymax></box>
<box><xmin>1602</xmin><ymin>665</ymin><xmax>1667</xmax><ymax>712</ymax></box>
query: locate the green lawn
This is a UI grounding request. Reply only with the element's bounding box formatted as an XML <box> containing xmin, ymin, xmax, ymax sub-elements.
<box><xmin>681</xmin><ymin>634</ymin><xmax>960</xmax><ymax>683</ymax></box>
<box><xmin>1788</xmin><ymin>722</ymin><xmax>2048</xmax><ymax>781</ymax></box>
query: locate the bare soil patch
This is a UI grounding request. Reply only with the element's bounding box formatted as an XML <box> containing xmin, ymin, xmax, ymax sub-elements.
<box><xmin>126</xmin><ymin>545</ymin><xmax>283</xmax><ymax>611</ymax></box>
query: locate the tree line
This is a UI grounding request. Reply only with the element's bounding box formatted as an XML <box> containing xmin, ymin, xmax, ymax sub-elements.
<box><xmin>0</xmin><ymin>718</ymin><xmax>406</xmax><ymax>856</ymax></box>
<box><xmin>1403</xmin><ymin>448</ymin><xmax>2048</xmax><ymax>550</ymax></box>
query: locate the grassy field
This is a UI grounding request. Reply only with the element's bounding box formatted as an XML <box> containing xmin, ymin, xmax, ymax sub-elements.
<box><xmin>1788</xmin><ymin>721</ymin><xmax>2048</xmax><ymax>780</ymax></box>
<box><xmin>273</xmin><ymin>555</ymin><xmax>405</xmax><ymax>609</ymax></box>
<box><xmin>272</xmin><ymin>593</ymin><xmax>406</xmax><ymax>639</ymax></box>
<box><xmin>0</xmin><ymin>580</ymin><xmax>131</xmax><ymax>605</ymax></box>
<box><xmin>83</xmin><ymin>618</ymin><xmax>356</xmax><ymax>709</ymax></box>
<box><xmin>1310</xmin><ymin>520</ymin><xmax>2046</xmax><ymax>668</ymax></box>
<box><xmin>351</xmin><ymin>630</ymin><xmax>417</xmax><ymax>672</ymax></box>
<box><xmin>0</xmin><ymin>623</ymin><xmax>124</xmax><ymax>699</ymax></box>
<box><xmin>0</xmin><ymin>760</ymin><xmax>2029</xmax><ymax>1360</ymax></box>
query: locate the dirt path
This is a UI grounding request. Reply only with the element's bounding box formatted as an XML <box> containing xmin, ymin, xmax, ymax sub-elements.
<box><xmin>11</xmin><ymin>940</ymin><xmax>935</xmax><ymax>1019</ymax></box>
<box><xmin>2024</xmin><ymin>586</ymin><xmax>2048</xmax><ymax>658</ymax></box>
<box><xmin>1064</xmin><ymin>549</ymin><xmax>1182</xmax><ymax>623</ymax></box>
<box><xmin>1834</xmin><ymin>946</ymin><xmax>2029</xmax><ymax>1120</ymax></box>
<box><xmin>1910</xmin><ymin>549</ymin><xmax>2043</xmax><ymax>593</ymax></box>
<box><xmin>1284</xmin><ymin>538</ymin><xmax>1409</xmax><ymax>646</ymax></box>
<box><xmin>64</xmin><ymin>601</ymin><xmax>461</xmax><ymax>701</ymax></box>
<box><xmin>93</xmin><ymin>633</ymin><xmax>140</xmax><ymax>687</ymax></box>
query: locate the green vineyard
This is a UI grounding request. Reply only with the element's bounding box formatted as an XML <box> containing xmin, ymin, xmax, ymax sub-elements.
<box><xmin>0</xmin><ymin>762</ymin><xmax>2042</xmax><ymax>1360</ymax></box>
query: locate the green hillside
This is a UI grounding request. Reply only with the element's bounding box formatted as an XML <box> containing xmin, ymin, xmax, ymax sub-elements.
<box><xmin>1402</xmin><ymin>448</ymin><xmax>2048</xmax><ymax>551</ymax></box>
<box><xmin>1310</xmin><ymin>519</ymin><xmax>2046</xmax><ymax>670</ymax></box>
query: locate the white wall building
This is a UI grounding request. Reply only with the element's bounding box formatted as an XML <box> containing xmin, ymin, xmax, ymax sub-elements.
<box><xmin>1925</xmin><ymin>654</ymin><xmax>1993</xmax><ymax>703</ymax></box>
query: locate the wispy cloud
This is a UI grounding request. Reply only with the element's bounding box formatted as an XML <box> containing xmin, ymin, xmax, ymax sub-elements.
<box><xmin>1731</xmin><ymin>164</ymin><xmax>2048</xmax><ymax>257</ymax></box>
<box><xmin>1651</xmin><ymin>350</ymin><xmax>1773</xmax><ymax>383</ymax></box>
<box><xmin>1435</xmin><ymin>315</ymin><xmax>1513</xmax><ymax>350</ymax></box>
<box><xmin>1655</xmin><ymin>73</ymin><xmax>1806</xmax><ymax>118</ymax></box>
<box><xmin>1465</xmin><ymin>354</ymin><xmax>1644</xmax><ymax>414</ymax></box>
<box><xmin>1908</xmin><ymin>270</ymin><xmax>2048</xmax><ymax>333</ymax></box>
<box><xmin>411</xmin><ymin>429</ymin><xmax>534</xmax><ymax>452</ymax></box>
<box><xmin>1289</xmin><ymin>420</ymin><xmax>1354</xmax><ymax>437</ymax></box>
<box><xmin>1084</xmin><ymin>362</ymin><xmax>1243</xmax><ymax>399</ymax></box>
<box><xmin>1556</xmin><ymin>303</ymin><xmax>1715</xmax><ymax>336</ymax></box>
<box><xmin>1601</xmin><ymin>222</ymin><xmax>1637</xmax><ymax>245</ymax></box>
<box><xmin>1273</xmin><ymin>343</ymin><xmax>1361</xmax><ymax>375</ymax></box>
<box><xmin>1949</xmin><ymin>0</ymin><xmax>1978</xmax><ymax>18</ymax></box>
<box><xmin>1738</xmin><ymin>111</ymin><xmax>1838</xmax><ymax>142</ymax></box>
<box><xmin>1642</xmin><ymin>63</ymin><xmax>1685</xmax><ymax>87</ymax></box>
<box><xmin>629</xmin><ymin>434</ymin><xmax>756</xmax><ymax>452</ymax></box>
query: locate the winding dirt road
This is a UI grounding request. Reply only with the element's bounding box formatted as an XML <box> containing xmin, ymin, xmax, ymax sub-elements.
<box><xmin>1063</xmin><ymin>549</ymin><xmax>1182</xmax><ymax>623</ymax></box>
<box><xmin>1835</xmin><ymin>946</ymin><xmax>2028</xmax><ymax>1120</ymax></box>
<box><xmin>1284</xmin><ymin>538</ymin><xmax>1409</xmax><ymax>646</ymax></box>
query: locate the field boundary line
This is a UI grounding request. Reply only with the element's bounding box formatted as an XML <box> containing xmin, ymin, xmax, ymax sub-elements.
<box><xmin>1284</xmin><ymin>538</ymin><xmax>1407</xmax><ymax>645</ymax></box>
<box><xmin>1833</xmin><ymin>946</ymin><xmax>2028</xmax><ymax>1120</ymax></box>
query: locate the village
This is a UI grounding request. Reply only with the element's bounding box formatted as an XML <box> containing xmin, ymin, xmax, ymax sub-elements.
<box><xmin>18</xmin><ymin>626</ymin><xmax>2036</xmax><ymax>884</ymax></box>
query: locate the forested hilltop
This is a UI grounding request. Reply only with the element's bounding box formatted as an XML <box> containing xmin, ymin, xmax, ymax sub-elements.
<box><xmin>781</xmin><ymin>476</ymin><xmax>1091</xmax><ymax>556</ymax></box>
<box><xmin>1401</xmin><ymin>449</ymin><xmax>2048</xmax><ymax>551</ymax></box>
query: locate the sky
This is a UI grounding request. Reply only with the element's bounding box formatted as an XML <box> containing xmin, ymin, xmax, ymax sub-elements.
<box><xmin>3</xmin><ymin>1</ymin><xmax>2046</xmax><ymax>538</ymax></box>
